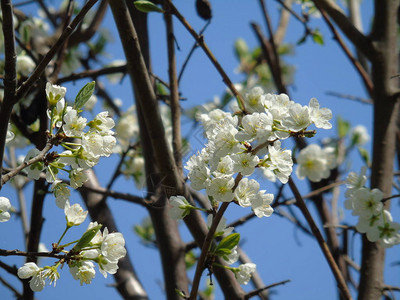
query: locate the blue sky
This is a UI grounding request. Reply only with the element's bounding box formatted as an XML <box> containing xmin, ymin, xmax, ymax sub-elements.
<box><xmin>1</xmin><ymin>1</ymin><xmax>399</xmax><ymax>299</ymax></box>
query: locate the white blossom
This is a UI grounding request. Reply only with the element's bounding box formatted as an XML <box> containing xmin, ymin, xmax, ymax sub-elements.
<box><xmin>51</xmin><ymin>180</ymin><xmax>70</xmax><ymax>209</ymax></box>
<box><xmin>235</xmin><ymin>263</ymin><xmax>256</xmax><ymax>285</ymax></box>
<box><xmin>45</xmin><ymin>82</ymin><xmax>66</xmax><ymax>105</ymax></box>
<box><xmin>206</xmin><ymin>176</ymin><xmax>235</xmax><ymax>202</ymax></box>
<box><xmin>16</xmin><ymin>54</ymin><xmax>36</xmax><ymax>77</ymax></box>
<box><xmin>0</xmin><ymin>196</ymin><xmax>11</xmax><ymax>222</ymax></box>
<box><xmin>69</xmin><ymin>261</ymin><xmax>96</xmax><ymax>285</ymax></box>
<box><xmin>296</xmin><ymin>144</ymin><xmax>336</xmax><ymax>182</ymax></box>
<box><xmin>17</xmin><ymin>262</ymin><xmax>46</xmax><ymax>292</ymax></box>
<box><xmin>282</xmin><ymin>103</ymin><xmax>312</xmax><ymax>132</ymax></box>
<box><xmin>69</xmin><ymin>168</ymin><xmax>88</xmax><ymax>189</ymax></box>
<box><xmin>24</xmin><ymin>148</ymin><xmax>44</xmax><ymax>180</ymax></box>
<box><xmin>351</xmin><ymin>188</ymin><xmax>383</xmax><ymax>217</ymax></box>
<box><xmin>234</xmin><ymin>178</ymin><xmax>259</xmax><ymax>207</ymax></box>
<box><xmin>251</xmin><ymin>191</ymin><xmax>274</xmax><ymax>218</ymax></box>
<box><xmin>169</xmin><ymin>196</ymin><xmax>192</xmax><ymax>219</ymax></box>
<box><xmin>236</xmin><ymin>112</ymin><xmax>273</xmax><ymax>142</ymax></box>
<box><xmin>101</xmin><ymin>227</ymin><xmax>127</xmax><ymax>262</ymax></box>
<box><xmin>224</xmin><ymin>246</ymin><xmax>239</xmax><ymax>264</ymax></box>
<box><xmin>308</xmin><ymin>98</ymin><xmax>332</xmax><ymax>129</ymax></box>
<box><xmin>91</xmin><ymin>111</ymin><xmax>115</xmax><ymax>134</ymax></box>
<box><xmin>351</xmin><ymin>125</ymin><xmax>370</xmax><ymax>146</ymax></box>
<box><xmin>65</xmin><ymin>203</ymin><xmax>88</xmax><ymax>227</ymax></box>
<box><xmin>243</xmin><ymin>87</ymin><xmax>266</xmax><ymax>113</ymax></box>
<box><xmin>63</xmin><ymin>109</ymin><xmax>87</xmax><ymax>137</ymax></box>
<box><xmin>231</xmin><ymin>153</ymin><xmax>260</xmax><ymax>176</ymax></box>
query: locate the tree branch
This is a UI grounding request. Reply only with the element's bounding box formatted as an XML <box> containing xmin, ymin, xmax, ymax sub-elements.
<box><xmin>311</xmin><ymin>0</ymin><xmax>375</xmax><ymax>61</ymax></box>
<box><xmin>288</xmin><ymin>177</ymin><xmax>352</xmax><ymax>300</ymax></box>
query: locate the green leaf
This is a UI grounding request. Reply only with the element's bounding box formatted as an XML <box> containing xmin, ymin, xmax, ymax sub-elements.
<box><xmin>337</xmin><ymin>116</ymin><xmax>350</xmax><ymax>138</ymax></box>
<box><xmin>74</xmin><ymin>81</ymin><xmax>96</xmax><ymax>110</ymax></box>
<box><xmin>312</xmin><ymin>29</ymin><xmax>324</xmax><ymax>45</ymax></box>
<box><xmin>358</xmin><ymin>147</ymin><xmax>370</xmax><ymax>166</ymax></box>
<box><xmin>134</xmin><ymin>1</ymin><xmax>164</xmax><ymax>13</ymax></box>
<box><xmin>215</xmin><ymin>247</ymin><xmax>232</xmax><ymax>256</ymax></box>
<box><xmin>216</xmin><ymin>233</ymin><xmax>240</xmax><ymax>252</ymax></box>
<box><xmin>72</xmin><ymin>224</ymin><xmax>102</xmax><ymax>252</ymax></box>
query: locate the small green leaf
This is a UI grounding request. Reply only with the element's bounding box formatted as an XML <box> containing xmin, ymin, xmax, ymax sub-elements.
<box><xmin>134</xmin><ymin>1</ymin><xmax>164</xmax><ymax>13</ymax></box>
<box><xmin>337</xmin><ymin>116</ymin><xmax>350</xmax><ymax>138</ymax></box>
<box><xmin>358</xmin><ymin>147</ymin><xmax>370</xmax><ymax>166</ymax></box>
<box><xmin>215</xmin><ymin>247</ymin><xmax>232</xmax><ymax>256</ymax></box>
<box><xmin>312</xmin><ymin>29</ymin><xmax>324</xmax><ymax>45</ymax></box>
<box><xmin>74</xmin><ymin>81</ymin><xmax>95</xmax><ymax>110</ymax></box>
<box><xmin>72</xmin><ymin>224</ymin><xmax>102</xmax><ymax>252</ymax></box>
<box><xmin>216</xmin><ymin>233</ymin><xmax>240</xmax><ymax>252</ymax></box>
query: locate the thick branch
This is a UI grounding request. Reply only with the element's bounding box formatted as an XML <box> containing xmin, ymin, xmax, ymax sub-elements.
<box><xmin>0</xmin><ymin>0</ymin><xmax>17</xmax><ymax>184</ymax></box>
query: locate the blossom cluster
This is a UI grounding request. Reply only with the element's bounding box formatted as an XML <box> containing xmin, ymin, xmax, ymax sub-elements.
<box><xmin>24</xmin><ymin>82</ymin><xmax>116</xmax><ymax>208</ymax></box>
<box><xmin>2</xmin><ymin>82</ymin><xmax>127</xmax><ymax>292</ymax></box>
<box><xmin>185</xmin><ymin>87</ymin><xmax>331</xmax><ymax>214</ymax></box>
<box><xmin>344</xmin><ymin>167</ymin><xmax>400</xmax><ymax>248</ymax></box>
<box><xmin>17</xmin><ymin>219</ymin><xmax>126</xmax><ymax>292</ymax></box>
<box><xmin>168</xmin><ymin>87</ymin><xmax>332</xmax><ymax>285</ymax></box>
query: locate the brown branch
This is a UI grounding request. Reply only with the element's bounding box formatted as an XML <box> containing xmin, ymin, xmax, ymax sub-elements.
<box><xmin>326</xmin><ymin>91</ymin><xmax>372</xmax><ymax>104</ymax></box>
<box><xmin>78</xmin><ymin>185</ymin><xmax>146</xmax><ymax>206</ymax></box>
<box><xmin>0</xmin><ymin>249</ymin><xmax>64</xmax><ymax>259</ymax></box>
<box><xmin>0</xmin><ymin>0</ymin><xmax>17</xmax><ymax>186</ymax></box>
<box><xmin>1</xmin><ymin>138</ymin><xmax>55</xmax><ymax>186</ymax></box>
<box><xmin>68</xmin><ymin>0</ymin><xmax>108</xmax><ymax>47</ymax></box>
<box><xmin>0</xmin><ymin>259</ymin><xmax>18</xmax><ymax>276</ymax></box>
<box><xmin>57</xmin><ymin>65</ymin><xmax>127</xmax><ymax>84</ymax></box>
<box><xmin>311</xmin><ymin>0</ymin><xmax>375</xmax><ymax>61</ymax></box>
<box><xmin>315</xmin><ymin>4</ymin><xmax>373</xmax><ymax>96</ymax></box>
<box><xmin>288</xmin><ymin>177</ymin><xmax>352</xmax><ymax>300</ymax></box>
<box><xmin>0</xmin><ymin>275</ymin><xmax>22</xmax><ymax>299</ymax></box>
<box><xmin>358</xmin><ymin>1</ymin><xmax>400</xmax><ymax>298</ymax></box>
<box><xmin>251</xmin><ymin>22</ymin><xmax>287</xmax><ymax>94</ymax></box>
<box><xmin>189</xmin><ymin>202</ymin><xmax>230</xmax><ymax>299</ymax></box>
<box><xmin>164</xmin><ymin>1</ymin><xmax>183</xmax><ymax>174</ymax></box>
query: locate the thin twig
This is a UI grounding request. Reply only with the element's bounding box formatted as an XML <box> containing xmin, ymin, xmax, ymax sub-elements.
<box><xmin>168</xmin><ymin>1</ymin><xmax>246</xmax><ymax>112</ymax></box>
<box><xmin>0</xmin><ymin>276</ymin><xmax>23</xmax><ymax>298</ymax></box>
<box><xmin>0</xmin><ymin>249</ymin><xmax>64</xmax><ymax>259</ymax></box>
<box><xmin>315</xmin><ymin>3</ymin><xmax>373</xmax><ymax>96</ymax></box>
<box><xmin>245</xmin><ymin>279</ymin><xmax>291</xmax><ymax>299</ymax></box>
<box><xmin>57</xmin><ymin>65</ymin><xmax>127</xmax><ymax>84</ymax></box>
<box><xmin>1</xmin><ymin>138</ymin><xmax>55</xmax><ymax>186</ymax></box>
<box><xmin>164</xmin><ymin>1</ymin><xmax>183</xmax><ymax>174</ymax></box>
<box><xmin>78</xmin><ymin>185</ymin><xmax>146</xmax><ymax>206</ymax></box>
<box><xmin>15</xmin><ymin>0</ymin><xmax>99</xmax><ymax>100</ymax></box>
<box><xmin>189</xmin><ymin>202</ymin><xmax>230</xmax><ymax>299</ymax></box>
<box><xmin>288</xmin><ymin>177</ymin><xmax>352</xmax><ymax>299</ymax></box>
<box><xmin>326</xmin><ymin>91</ymin><xmax>372</xmax><ymax>104</ymax></box>
<box><xmin>178</xmin><ymin>20</ymin><xmax>210</xmax><ymax>83</ymax></box>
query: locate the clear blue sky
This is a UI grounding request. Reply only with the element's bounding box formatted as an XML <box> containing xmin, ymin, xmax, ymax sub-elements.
<box><xmin>1</xmin><ymin>1</ymin><xmax>399</xmax><ymax>299</ymax></box>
